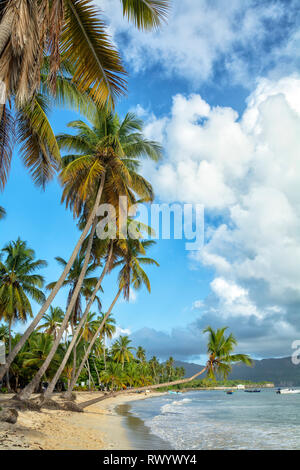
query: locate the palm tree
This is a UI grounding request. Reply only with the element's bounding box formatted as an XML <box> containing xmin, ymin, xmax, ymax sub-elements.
<box><xmin>0</xmin><ymin>0</ymin><xmax>169</xmax><ymax>384</ymax></box>
<box><xmin>136</xmin><ymin>346</ymin><xmax>146</xmax><ymax>363</ymax></box>
<box><xmin>64</xmin><ymin>237</ymin><xmax>159</xmax><ymax>399</ymax></box>
<box><xmin>100</xmin><ymin>362</ymin><xmax>126</xmax><ymax>391</ymax></box>
<box><xmin>79</xmin><ymin>326</ymin><xmax>253</xmax><ymax>409</ymax></box>
<box><xmin>37</xmin><ymin>306</ymin><xmax>64</xmax><ymax>339</ymax></box>
<box><xmin>0</xmin><ymin>0</ymin><xmax>169</xmax><ymax>108</ymax></box>
<box><xmin>112</xmin><ymin>335</ymin><xmax>135</xmax><ymax>370</ymax></box>
<box><xmin>98</xmin><ymin>312</ymin><xmax>116</xmax><ymax>370</ymax></box>
<box><xmin>23</xmin><ymin>333</ymin><xmax>60</xmax><ymax>388</ymax></box>
<box><xmin>0</xmin><ymin>239</ymin><xmax>47</xmax><ymax>389</ymax></box>
<box><xmin>58</xmin><ymin>110</ymin><xmax>162</xmax><ymax>219</ymax></box>
<box><xmin>46</xmin><ymin>254</ymin><xmax>101</xmax><ymax>337</ymax></box>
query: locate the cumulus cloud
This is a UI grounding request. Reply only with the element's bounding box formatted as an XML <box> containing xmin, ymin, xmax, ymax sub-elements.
<box><xmin>132</xmin><ymin>76</ymin><xmax>300</xmax><ymax>359</ymax></box>
<box><xmin>98</xmin><ymin>0</ymin><xmax>300</xmax><ymax>87</ymax></box>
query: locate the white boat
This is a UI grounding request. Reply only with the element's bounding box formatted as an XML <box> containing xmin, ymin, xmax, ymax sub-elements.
<box><xmin>277</xmin><ymin>388</ymin><xmax>300</xmax><ymax>394</ymax></box>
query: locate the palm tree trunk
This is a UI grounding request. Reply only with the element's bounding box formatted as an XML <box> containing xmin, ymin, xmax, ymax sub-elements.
<box><xmin>64</xmin><ymin>288</ymin><xmax>122</xmax><ymax>400</ymax></box>
<box><xmin>18</xmin><ymin>218</ymin><xmax>98</xmax><ymax>400</ymax></box>
<box><xmin>0</xmin><ymin>6</ymin><xmax>14</xmax><ymax>56</ymax></box>
<box><xmin>6</xmin><ymin>318</ymin><xmax>12</xmax><ymax>392</ymax></box>
<box><xmin>43</xmin><ymin>243</ymin><xmax>113</xmax><ymax>399</ymax></box>
<box><xmin>80</xmin><ymin>367</ymin><xmax>208</xmax><ymax>409</ymax></box>
<box><xmin>103</xmin><ymin>340</ymin><xmax>107</xmax><ymax>370</ymax></box>
<box><xmin>93</xmin><ymin>358</ymin><xmax>100</xmax><ymax>387</ymax></box>
<box><xmin>0</xmin><ymin>173</ymin><xmax>105</xmax><ymax>383</ymax></box>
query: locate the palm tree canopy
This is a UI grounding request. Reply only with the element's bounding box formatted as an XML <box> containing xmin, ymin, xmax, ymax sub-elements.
<box><xmin>46</xmin><ymin>253</ymin><xmax>101</xmax><ymax>326</ymax></box>
<box><xmin>112</xmin><ymin>238</ymin><xmax>159</xmax><ymax>300</ymax></box>
<box><xmin>58</xmin><ymin>109</ymin><xmax>163</xmax><ymax>219</ymax></box>
<box><xmin>0</xmin><ymin>238</ymin><xmax>47</xmax><ymax>323</ymax></box>
<box><xmin>203</xmin><ymin>326</ymin><xmax>253</xmax><ymax>380</ymax></box>
<box><xmin>112</xmin><ymin>335</ymin><xmax>135</xmax><ymax>366</ymax></box>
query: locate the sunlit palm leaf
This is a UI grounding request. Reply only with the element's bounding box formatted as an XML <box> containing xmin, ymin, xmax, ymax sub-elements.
<box><xmin>16</xmin><ymin>94</ymin><xmax>61</xmax><ymax>188</ymax></box>
<box><xmin>61</xmin><ymin>0</ymin><xmax>127</xmax><ymax>107</ymax></box>
<box><xmin>0</xmin><ymin>105</ymin><xmax>14</xmax><ymax>191</ymax></box>
<box><xmin>121</xmin><ymin>0</ymin><xmax>170</xmax><ymax>30</ymax></box>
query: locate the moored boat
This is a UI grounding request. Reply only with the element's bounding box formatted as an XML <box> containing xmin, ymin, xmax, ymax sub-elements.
<box><xmin>276</xmin><ymin>388</ymin><xmax>300</xmax><ymax>394</ymax></box>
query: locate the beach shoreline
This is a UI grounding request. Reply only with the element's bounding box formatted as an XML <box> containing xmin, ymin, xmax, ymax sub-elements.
<box><xmin>0</xmin><ymin>391</ymin><xmax>167</xmax><ymax>450</ymax></box>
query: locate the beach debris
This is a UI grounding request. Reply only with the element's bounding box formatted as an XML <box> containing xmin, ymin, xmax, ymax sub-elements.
<box><xmin>7</xmin><ymin>396</ymin><xmax>41</xmax><ymax>411</ymax></box>
<box><xmin>62</xmin><ymin>401</ymin><xmax>84</xmax><ymax>413</ymax></box>
<box><xmin>0</xmin><ymin>408</ymin><xmax>18</xmax><ymax>424</ymax></box>
<box><xmin>39</xmin><ymin>398</ymin><xmax>64</xmax><ymax>410</ymax></box>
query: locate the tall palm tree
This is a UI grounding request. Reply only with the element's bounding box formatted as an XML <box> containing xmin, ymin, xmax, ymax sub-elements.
<box><xmin>80</xmin><ymin>327</ymin><xmax>253</xmax><ymax>409</ymax></box>
<box><xmin>100</xmin><ymin>362</ymin><xmax>126</xmax><ymax>391</ymax></box>
<box><xmin>37</xmin><ymin>306</ymin><xmax>64</xmax><ymax>339</ymax></box>
<box><xmin>136</xmin><ymin>346</ymin><xmax>146</xmax><ymax>363</ymax></box>
<box><xmin>98</xmin><ymin>312</ymin><xmax>116</xmax><ymax>370</ymax></box>
<box><xmin>0</xmin><ymin>0</ymin><xmax>169</xmax><ymax>383</ymax></box>
<box><xmin>58</xmin><ymin>110</ymin><xmax>161</xmax><ymax>219</ymax></box>
<box><xmin>46</xmin><ymin>254</ymin><xmax>101</xmax><ymax>336</ymax></box>
<box><xmin>42</xmin><ymin>241</ymin><xmax>115</xmax><ymax>399</ymax></box>
<box><xmin>112</xmin><ymin>335</ymin><xmax>135</xmax><ymax>370</ymax></box>
<box><xmin>0</xmin><ymin>238</ymin><xmax>47</xmax><ymax>389</ymax></box>
<box><xmin>64</xmin><ymin>237</ymin><xmax>159</xmax><ymax>399</ymax></box>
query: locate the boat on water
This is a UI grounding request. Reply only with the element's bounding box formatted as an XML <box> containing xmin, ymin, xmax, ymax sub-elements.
<box><xmin>226</xmin><ymin>390</ymin><xmax>234</xmax><ymax>395</ymax></box>
<box><xmin>245</xmin><ymin>389</ymin><xmax>261</xmax><ymax>393</ymax></box>
<box><xmin>168</xmin><ymin>390</ymin><xmax>183</xmax><ymax>395</ymax></box>
<box><xmin>276</xmin><ymin>388</ymin><xmax>300</xmax><ymax>394</ymax></box>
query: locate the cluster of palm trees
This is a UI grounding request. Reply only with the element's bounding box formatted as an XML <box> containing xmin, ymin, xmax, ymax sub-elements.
<box><xmin>0</xmin><ymin>1</ymin><xmax>253</xmax><ymax>406</ymax></box>
<box><xmin>0</xmin><ymin>303</ymin><xmax>186</xmax><ymax>393</ymax></box>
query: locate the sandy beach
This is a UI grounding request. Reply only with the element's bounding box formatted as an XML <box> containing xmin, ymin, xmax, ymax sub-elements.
<box><xmin>0</xmin><ymin>391</ymin><xmax>166</xmax><ymax>450</ymax></box>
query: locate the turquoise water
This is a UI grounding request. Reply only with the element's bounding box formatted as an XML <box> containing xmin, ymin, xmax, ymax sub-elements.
<box><xmin>128</xmin><ymin>389</ymin><xmax>300</xmax><ymax>449</ymax></box>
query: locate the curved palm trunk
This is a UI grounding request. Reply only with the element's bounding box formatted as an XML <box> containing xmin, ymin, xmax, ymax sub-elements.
<box><xmin>0</xmin><ymin>173</ymin><xmax>105</xmax><ymax>383</ymax></box>
<box><xmin>65</xmin><ymin>288</ymin><xmax>122</xmax><ymax>400</ymax></box>
<box><xmin>18</xmin><ymin>219</ymin><xmax>98</xmax><ymax>400</ymax></box>
<box><xmin>80</xmin><ymin>367</ymin><xmax>208</xmax><ymax>409</ymax></box>
<box><xmin>43</xmin><ymin>244</ymin><xmax>113</xmax><ymax>398</ymax></box>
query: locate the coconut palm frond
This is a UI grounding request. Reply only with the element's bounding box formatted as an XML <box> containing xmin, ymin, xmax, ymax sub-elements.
<box><xmin>62</xmin><ymin>0</ymin><xmax>127</xmax><ymax>107</ymax></box>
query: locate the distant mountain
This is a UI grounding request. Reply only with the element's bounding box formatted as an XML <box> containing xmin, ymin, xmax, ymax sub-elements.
<box><xmin>174</xmin><ymin>357</ymin><xmax>300</xmax><ymax>386</ymax></box>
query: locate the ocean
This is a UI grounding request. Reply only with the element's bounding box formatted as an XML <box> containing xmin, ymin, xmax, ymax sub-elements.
<box><xmin>119</xmin><ymin>389</ymin><xmax>300</xmax><ymax>450</ymax></box>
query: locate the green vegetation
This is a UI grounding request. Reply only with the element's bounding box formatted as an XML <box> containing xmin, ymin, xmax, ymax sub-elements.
<box><xmin>0</xmin><ymin>1</ymin><xmax>253</xmax><ymax>404</ymax></box>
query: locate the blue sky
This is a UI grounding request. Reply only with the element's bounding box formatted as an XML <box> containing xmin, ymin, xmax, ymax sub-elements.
<box><xmin>2</xmin><ymin>0</ymin><xmax>300</xmax><ymax>363</ymax></box>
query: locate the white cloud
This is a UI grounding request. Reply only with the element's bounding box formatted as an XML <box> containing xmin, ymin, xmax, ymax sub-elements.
<box><xmin>192</xmin><ymin>300</ymin><xmax>204</xmax><ymax>310</ymax></box>
<box><xmin>137</xmin><ymin>75</ymin><xmax>300</xmax><ymax>356</ymax></box>
<box><xmin>98</xmin><ymin>0</ymin><xmax>300</xmax><ymax>88</ymax></box>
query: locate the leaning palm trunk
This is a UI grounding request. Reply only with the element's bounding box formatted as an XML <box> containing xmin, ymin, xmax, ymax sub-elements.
<box><xmin>18</xmin><ymin>219</ymin><xmax>98</xmax><ymax>400</ymax></box>
<box><xmin>43</xmin><ymin>244</ymin><xmax>113</xmax><ymax>399</ymax></box>
<box><xmin>0</xmin><ymin>174</ymin><xmax>105</xmax><ymax>383</ymax></box>
<box><xmin>65</xmin><ymin>288</ymin><xmax>122</xmax><ymax>399</ymax></box>
<box><xmin>79</xmin><ymin>367</ymin><xmax>208</xmax><ymax>409</ymax></box>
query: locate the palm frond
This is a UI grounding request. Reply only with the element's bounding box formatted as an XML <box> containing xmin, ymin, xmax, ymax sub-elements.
<box><xmin>62</xmin><ymin>0</ymin><xmax>127</xmax><ymax>107</ymax></box>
